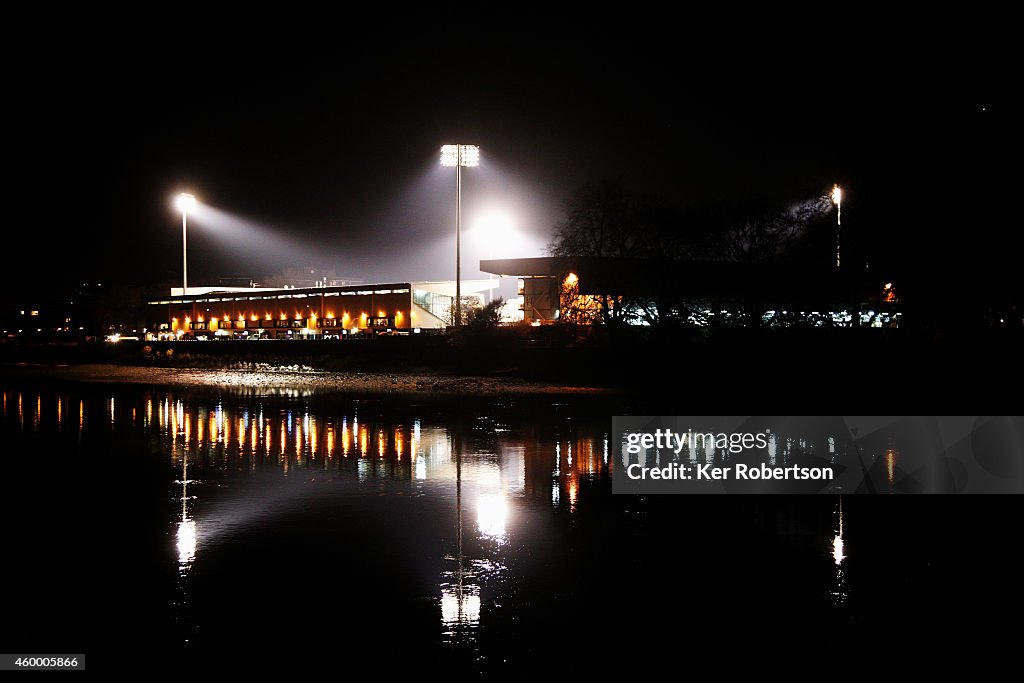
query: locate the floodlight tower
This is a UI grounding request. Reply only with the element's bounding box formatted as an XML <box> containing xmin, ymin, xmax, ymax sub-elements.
<box><xmin>832</xmin><ymin>184</ymin><xmax>843</xmax><ymax>269</ymax></box>
<box><xmin>440</xmin><ymin>145</ymin><xmax>480</xmax><ymax>327</ymax></box>
<box><xmin>176</xmin><ymin>193</ymin><xmax>197</xmax><ymax>294</ymax></box>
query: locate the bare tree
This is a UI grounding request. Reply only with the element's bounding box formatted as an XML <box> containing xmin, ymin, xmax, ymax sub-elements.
<box><xmin>548</xmin><ymin>180</ymin><xmax>687</xmax><ymax>327</ymax></box>
<box><xmin>714</xmin><ymin>197</ymin><xmax>831</xmax><ymax>264</ymax></box>
<box><xmin>548</xmin><ymin>180</ymin><xmax>685</xmax><ymax>260</ymax></box>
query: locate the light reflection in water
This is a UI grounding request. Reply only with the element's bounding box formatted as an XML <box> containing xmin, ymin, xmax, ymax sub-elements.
<box><xmin>177</xmin><ymin>451</ymin><xmax>196</xmax><ymax>567</ymax></box>
<box><xmin>831</xmin><ymin>496</ymin><xmax>848</xmax><ymax>608</ymax></box>
<box><xmin>3</xmin><ymin>385</ymin><xmax>898</xmax><ymax>658</ymax></box>
<box><xmin>441</xmin><ymin>587</ymin><xmax>481</xmax><ymax>626</ymax></box>
<box><xmin>886</xmin><ymin>448</ymin><xmax>897</xmax><ymax>487</ymax></box>
<box><xmin>477</xmin><ymin>493</ymin><xmax>507</xmax><ymax>540</ymax></box>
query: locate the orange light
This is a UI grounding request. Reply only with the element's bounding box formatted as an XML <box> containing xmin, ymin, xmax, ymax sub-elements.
<box><xmin>326</xmin><ymin>312</ymin><xmax>335</xmax><ymax>319</ymax></box>
<box><xmin>378</xmin><ymin>310</ymin><xmax>386</xmax><ymax>318</ymax></box>
<box><xmin>395</xmin><ymin>310</ymin><xmax>404</xmax><ymax>327</ymax></box>
<box><xmin>197</xmin><ymin>315</ymin><xmax>205</xmax><ymax>323</ymax></box>
<box><xmin>280</xmin><ymin>313</ymin><xmax>287</xmax><ymax>320</ymax></box>
<box><xmin>265</xmin><ymin>313</ymin><xmax>272</xmax><ymax>321</ymax></box>
<box><xmin>238</xmin><ymin>314</ymin><xmax>245</xmax><ymax>322</ymax></box>
<box><xmin>251</xmin><ymin>314</ymin><xmax>258</xmax><ymax>322</ymax></box>
<box><xmin>564</xmin><ymin>272</ymin><xmax>578</xmax><ymax>285</ymax></box>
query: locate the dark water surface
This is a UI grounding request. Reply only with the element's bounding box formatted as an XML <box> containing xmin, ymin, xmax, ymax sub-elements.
<box><xmin>1</xmin><ymin>379</ymin><xmax>1018</xmax><ymax>674</ymax></box>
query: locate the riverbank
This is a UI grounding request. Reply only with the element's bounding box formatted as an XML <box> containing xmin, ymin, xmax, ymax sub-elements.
<box><xmin>0</xmin><ymin>363</ymin><xmax>614</xmax><ymax>396</ymax></box>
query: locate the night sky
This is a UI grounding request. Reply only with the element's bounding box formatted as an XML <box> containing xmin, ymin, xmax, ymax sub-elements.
<box><xmin>7</xmin><ymin>6</ymin><xmax>1016</xmax><ymax>309</ymax></box>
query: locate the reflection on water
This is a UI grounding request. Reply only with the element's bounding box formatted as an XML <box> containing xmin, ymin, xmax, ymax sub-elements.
<box><xmin>176</xmin><ymin>452</ymin><xmax>195</xmax><ymax>567</ymax></box>
<box><xmin>6</xmin><ymin>384</ymin><xmax>954</xmax><ymax>668</ymax></box>
<box><xmin>831</xmin><ymin>496</ymin><xmax>848</xmax><ymax>608</ymax></box>
<box><xmin>886</xmin><ymin>448</ymin><xmax>898</xmax><ymax>491</ymax></box>
<box><xmin>0</xmin><ymin>384</ymin><xmax>613</xmax><ymax>654</ymax></box>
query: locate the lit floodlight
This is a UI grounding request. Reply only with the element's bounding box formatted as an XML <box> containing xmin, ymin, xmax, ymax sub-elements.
<box><xmin>176</xmin><ymin>192</ymin><xmax>197</xmax><ymax>213</ymax></box>
<box><xmin>831</xmin><ymin>184</ymin><xmax>843</xmax><ymax>269</ymax></box>
<box><xmin>440</xmin><ymin>144</ymin><xmax>480</xmax><ymax>167</ymax></box>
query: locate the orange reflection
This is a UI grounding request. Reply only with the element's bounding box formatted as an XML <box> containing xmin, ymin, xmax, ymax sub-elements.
<box><xmin>886</xmin><ymin>448</ymin><xmax>897</xmax><ymax>485</ymax></box>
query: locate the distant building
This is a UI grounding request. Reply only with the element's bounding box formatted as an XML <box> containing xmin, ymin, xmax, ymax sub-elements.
<box><xmin>481</xmin><ymin>256</ymin><xmax>902</xmax><ymax>328</ymax></box>
<box><xmin>145</xmin><ymin>280</ymin><xmax>496</xmax><ymax>339</ymax></box>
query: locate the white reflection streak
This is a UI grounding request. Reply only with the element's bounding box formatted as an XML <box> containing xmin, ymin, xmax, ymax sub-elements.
<box><xmin>832</xmin><ymin>495</ymin><xmax>845</xmax><ymax>565</ymax></box>
<box><xmin>832</xmin><ymin>534</ymin><xmax>845</xmax><ymax>565</ymax></box>
<box><xmin>177</xmin><ymin>519</ymin><xmax>196</xmax><ymax>564</ymax></box>
<box><xmin>177</xmin><ymin>452</ymin><xmax>196</xmax><ymax>566</ymax></box>
<box><xmin>441</xmin><ymin>588</ymin><xmax>481</xmax><ymax>627</ymax></box>
<box><xmin>830</xmin><ymin>495</ymin><xmax>847</xmax><ymax>608</ymax></box>
<box><xmin>477</xmin><ymin>493</ymin><xmax>507</xmax><ymax>540</ymax></box>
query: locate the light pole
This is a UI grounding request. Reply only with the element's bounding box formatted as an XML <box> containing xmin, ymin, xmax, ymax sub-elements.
<box><xmin>831</xmin><ymin>184</ymin><xmax>842</xmax><ymax>269</ymax></box>
<box><xmin>440</xmin><ymin>145</ymin><xmax>480</xmax><ymax>327</ymax></box>
<box><xmin>176</xmin><ymin>193</ymin><xmax>197</xmax><ymax>294</ymax></box>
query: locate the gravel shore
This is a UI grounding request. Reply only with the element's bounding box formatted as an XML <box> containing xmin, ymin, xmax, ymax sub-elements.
<box><xmin>1</xmin><ymin>363</ymin><xmax>613</xmax><ymax>396</ymax></box>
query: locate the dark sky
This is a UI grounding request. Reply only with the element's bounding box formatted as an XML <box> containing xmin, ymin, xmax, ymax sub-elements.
<box><xmin>6</xmin><ymin>6</ymin><xmax>1016</xmax><ymax>305</ymax></box>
